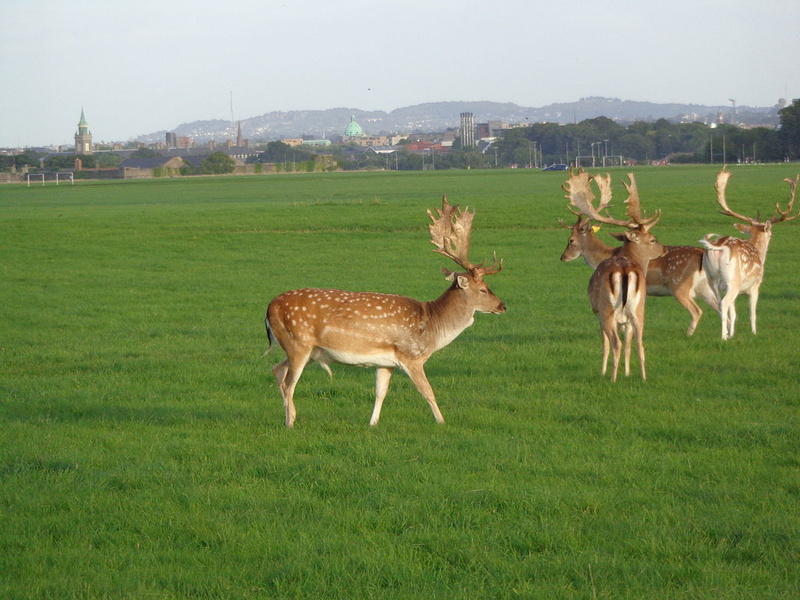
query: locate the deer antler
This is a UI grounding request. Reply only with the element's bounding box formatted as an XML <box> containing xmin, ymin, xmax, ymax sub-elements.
<box><xmin>714</xmin><ymin>168</ymin><xmax>800</xmax><ymax>226</ymax></box>
<box><xmin>714</xmin><ymin>167</ymin><xmax>757</xmax><ymax>224</ymax></box>
<box><xmin>770</xmin><ymin>175</ymin><xmax>800</xmax><ymax>224</ymax></box>
<box><xmin>563</xmin><ymin>169</ymin><xmax>658</xmax><ymax>229</ymax></box>
<box><xmin>622</xmin><ymin>174</ymin><xmax>661</xmax><ymax>228</ymax></box>
<box><xmin>563</xmin><ymin>169</ymin><xmax>626</xmax><ymax>227</ymax></box>
<box><xmin>428</xmin><ymin>195</ymin><xmax>502</xmax><ymax>275</ymax></box>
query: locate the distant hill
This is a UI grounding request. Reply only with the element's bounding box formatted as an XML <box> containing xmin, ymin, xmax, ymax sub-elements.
<box><xmin>136</xmin><ymin>97</ymin><xmax>781</xmax><ymax>144</ymax></box>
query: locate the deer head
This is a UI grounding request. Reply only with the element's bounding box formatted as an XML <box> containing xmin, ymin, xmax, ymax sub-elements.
<box><xmin>559</xmin><ymin>211</ymin><xmax>608</xmax><ymax>264</ymax></box>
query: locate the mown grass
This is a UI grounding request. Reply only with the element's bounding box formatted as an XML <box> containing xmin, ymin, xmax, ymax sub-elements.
<box><xmin>1</xmin><ymin>166</ymin><xmax>799</xmax><ymax>599</ymax></box>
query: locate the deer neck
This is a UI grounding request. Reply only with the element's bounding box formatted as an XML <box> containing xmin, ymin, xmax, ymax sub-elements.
<box><xmin>584</xmin><ymin>234</ymin><xmax>617</xmax><ymax>268</ymax></box>
<box><xmin>619</xmin><ymin>242</ymin><xmax>656</xmax><ymax>275</ymax></box>
<box><xmin>748</xmin><ymin>230</ymin><xmax>772</xmax><ymax>263</ymax></box>
<box><xmin>424</xmin><ymin>285</ymin><xmax>477</xmax><ymax>350</ymax></box>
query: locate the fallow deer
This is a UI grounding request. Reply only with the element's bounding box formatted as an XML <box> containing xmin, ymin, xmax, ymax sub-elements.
<box><xmin>700</xmin><ymin>168</ymin><xmax>799</xmax><ymax>340</ymax></box>
<box><xmin>560</xmin><ymin>212</ymin><xmax>718</xmax><ymax>336</ymax></box>
<box><xmin>265</xmin><ymin>196</ymin><xmax>505</xmax><ymax>427</ymax></box>
<box><xmin>564</xmin><ymin>170</ymin><xmax>665</xmax><ymax>381</ymax></box>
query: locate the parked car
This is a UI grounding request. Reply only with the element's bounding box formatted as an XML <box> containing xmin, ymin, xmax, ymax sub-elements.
<box><xmin>543</xmin><ymin>163</ymin><xmax>568</xmax><ymax>171</ymax></box>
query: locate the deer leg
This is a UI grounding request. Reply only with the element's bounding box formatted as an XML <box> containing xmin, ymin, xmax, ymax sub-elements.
<box><xmin>272</xmin><ymin>359</ymin><xmax>297</xmax><ymax>427</ymax></box>
<box><xmin>599</xmin><ymin>321</ymin><xmax>621</xmax><ymax>382</ymax></box>
<box><xmin>721</xmin><ymin>292</ymin><xmax>737</xmax><ymax>340</ymax></box>
<box><xmin>748</xmin><ymin>287</ymin><xmax>760</xmax><ymax>335</ymax></box>
<box><xmin>280</xmin><ymin>351</ymin><xmax>311</xmax><ymax>427</ymax></box>
<box><xmin>718</xmin><ymin>291</ymin><xmax>732</xmax><ymax>340</ymax></box>
<box><xmin>633</xmin><ymin>322</ymin><xmax>646</xmax><ymax>381</ymax></box>
<box><xmin>622</xmin><ymin>322</ymin><xmax>633</xmax><ymax>378</ymax></box>
<box><xmin>673</xmin><ymin>285</ymin><xmax>703</xmax><ymax>336</ymax></box>
<box><xmin>610</xmin><ymin>336</ymin><xmax>622</xmax><ymax>383</ymax></box>
<box><xmin>272</xmin><ymin>359</ymin><xmax>289</xmax><ymax>392</ymax></box>
<box><xmin>403</xmin><ymin>361</ymin><xmax>445</xmax><ymax>424</ymax></box>
<box><xmin>697</xmin><ymin>277</ymin><xmax>720</xmax><ymax>314</ymax></box>
<box><xmin>369</xmin><ymin>367</ymin><xmax>394</xmax><ymax>426</ymax></box>
<box><xmin>600</xmin><ymin>331</ymin><xmax>611</xmax><ymax>377</ymax></box>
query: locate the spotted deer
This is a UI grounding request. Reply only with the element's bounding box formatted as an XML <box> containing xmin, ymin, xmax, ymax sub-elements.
<box><xmin>560</xmin><ymin>212</ymin><xmax>718</xmax><ymax>336</ymax></box>
<box><xmin>700</xmin><ymin>168</ymin><xmax>799</xmax><ymax>340</ymax></box>
<box><xmin>265</xmin><ymin>196</ymin><xmax>505</xmax><ymax>427</ymax></box>
<box><xmin>564</xmin><ymin>170</ymin><xmax>665</xmax><ymax>381</ymax></box>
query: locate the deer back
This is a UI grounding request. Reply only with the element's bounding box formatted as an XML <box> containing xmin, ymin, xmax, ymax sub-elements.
<box><xmin>646</xmin><ymin>245</ymin><xmax>705</xmax><ymax>294</ymax></box>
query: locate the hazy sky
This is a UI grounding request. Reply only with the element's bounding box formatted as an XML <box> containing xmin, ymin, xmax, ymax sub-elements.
<box><xmin>2</xmin><ymin>0</ymin><xmax>798</xmax><ymax>148</ymax></box>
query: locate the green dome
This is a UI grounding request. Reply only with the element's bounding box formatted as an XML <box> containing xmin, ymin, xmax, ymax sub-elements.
<box><xmin>344</xmin><ymin>115</ymin><xmax>364</xmax><ymax>137</ymax></box>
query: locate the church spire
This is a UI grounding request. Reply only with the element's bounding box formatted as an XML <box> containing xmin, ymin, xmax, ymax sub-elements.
<box><xmin>74</xmin><ymin>108</ymin><xmax>93</xmax><ymax>154</ymax></box>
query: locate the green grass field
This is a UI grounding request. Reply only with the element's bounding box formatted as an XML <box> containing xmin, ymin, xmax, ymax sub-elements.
<box><xmin>1</xmin><ymin>166</ymin><xmax>798</xmax><ymax>599</ymax></box>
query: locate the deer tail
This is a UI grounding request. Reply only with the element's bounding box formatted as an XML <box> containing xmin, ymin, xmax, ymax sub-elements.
<box><xmin>264</xmin><ymin>312</ymin><xmax>276</xmax><ymax>356</ymax></box>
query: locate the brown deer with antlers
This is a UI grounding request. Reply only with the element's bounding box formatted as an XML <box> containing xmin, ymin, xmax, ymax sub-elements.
<box><xmin>560</xmin><ymin>213</ymin><xmax>718</xmax><ymax>336</ymax></box>
<box><xmin>265</xmin><ymin>196</ymin><xmax>505</xmax><ymax>427</ymax></box>
<box><xmin>564</xmin><ymin>170</ymin><xmax>665</xmax><ymax>381</ymax></box>
<box><xmin>700</xmin><ymin>168</ymin><xmax>799</xmax><ymax>340</ymax></box>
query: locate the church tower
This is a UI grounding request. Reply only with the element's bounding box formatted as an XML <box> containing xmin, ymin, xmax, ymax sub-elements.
<box><xmin>74</xmin><ymin>108</ymin><xmax>93</xmax><ymax>154</ymax></box>
<box><xmin>236</xmin><ymin>122</ymin><xmax>244</xmax><ymax>147</ymax></box>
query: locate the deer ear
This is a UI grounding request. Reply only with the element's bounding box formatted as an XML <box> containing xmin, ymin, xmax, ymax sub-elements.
<box><xmin>456</xmin><ymin>275</ymin><xmax>470</xmax><ymax>289</ymax></box>
<box><xmin>609</xmin><ymin>232</ymin><xmax>626</xmax><ymax>241</ymax></box>
<box><xmin>733</xmin><ymin>223</ymin><xmax>749</xmax><ymax>233</ymax></box>
<box><xmin>624</xmin><ymin>230</ymin><xmax>641</xmax><ymax>243</ymax></box>
<box><xmin>441</xmin><ymin>267</ymin><xmax>456</xmax><ymax>281</ymax></box>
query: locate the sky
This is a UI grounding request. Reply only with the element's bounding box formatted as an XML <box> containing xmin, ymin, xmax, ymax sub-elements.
<box><xmin>1</xmin><ymin>0</ymin><xmax>799</xmax><ymax>148</ymax></box>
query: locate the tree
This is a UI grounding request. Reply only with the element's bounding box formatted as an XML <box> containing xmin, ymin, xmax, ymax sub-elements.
<box><xmin>255</xmin><ymin>141</ymin><xmax>314</xmax><ymax>165</ymax></box>
<box><xmin>94</xmin><ymin>152</ymin><xmax>123</xmax><ymax>168</ymax></box>
<box><xmin>43</xmin><ymin>154</ymin><xmax>95</xmax><ymax>170</ymax></box>
<box><xmin>617</xmin><ymin>133</ymin><xmax>655</xmax><ymax>162</ymax></box>
<box><xmin>200</xmin><ymin>152</ymin><xmax>235</xmax><ymax>175</ymax></box>
<box><xmin>779</xmin><ymin>98</ymin><xmax>800</xmax><ymax>160</ymax></box>
<box><xmin>13</xmin><ymin>149</ymin><xmax>42</xmax><ymax>168</ymax></box>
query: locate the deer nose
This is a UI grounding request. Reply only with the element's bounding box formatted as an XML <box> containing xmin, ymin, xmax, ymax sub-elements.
<box><xmin>495</xmin><ymin>302</ymin><xmax>507</xmax><ymax>313</ymax></box>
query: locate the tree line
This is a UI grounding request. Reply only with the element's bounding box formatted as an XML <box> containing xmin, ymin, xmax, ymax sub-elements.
<box><xmin>494</xmin><ymin>99</ymin><xmax>800</xmax><ymax>167</ymax></box>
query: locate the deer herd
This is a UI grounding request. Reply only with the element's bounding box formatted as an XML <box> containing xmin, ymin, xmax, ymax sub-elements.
<box><xmin>266</xmin><ymin>167</ymin><xmax>799</xmax><ymax>426</ymax></box>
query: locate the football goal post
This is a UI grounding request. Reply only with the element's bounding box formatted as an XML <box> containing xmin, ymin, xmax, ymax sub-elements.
<box><xmin>26</xmin><ymin>173</ymin><xmax>45</xmax><ymax>187</ymax></box>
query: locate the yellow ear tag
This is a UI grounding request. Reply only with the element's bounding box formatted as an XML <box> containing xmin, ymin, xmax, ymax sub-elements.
<box><xmin>591</xmin><ymin>225</ymin><xmax>601</xmax><ymax>233</ymax></box>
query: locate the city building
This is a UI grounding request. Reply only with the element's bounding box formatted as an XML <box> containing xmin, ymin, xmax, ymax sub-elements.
<box><xmin>343</xmin><ymin>115</ymin><xmax>365</xmax><ymax>140</ymax></box>
<box><xmin>74</xmin><ymin>108</ymin><xmax>93</xmax><ymax>154</ymax></box>
<box><xmin>460</xmin><ymin>112</ymin><xmax>475</xmax><ymax>148</ymax></box>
